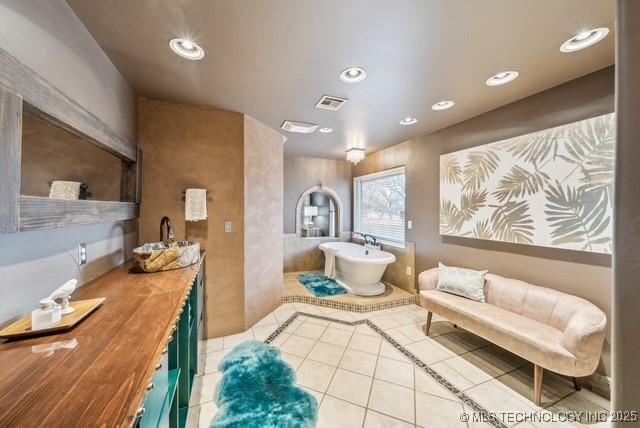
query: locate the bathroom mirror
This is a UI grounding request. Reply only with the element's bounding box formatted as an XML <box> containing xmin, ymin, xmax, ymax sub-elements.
<box><xmin>295</xmin><ymin>186</ymin><xmax>343</xmax><ymax>238</ymax></box>
<box><xmin>21</xmin><ymin>113</ymin><xmax>124</xmax><ymax>202</ymax></box>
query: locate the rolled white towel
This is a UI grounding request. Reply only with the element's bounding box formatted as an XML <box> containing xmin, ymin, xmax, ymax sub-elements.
<box><xmin>49</xmin><ymin>181</ymin><xmax>81</xmax><ymax>200</ymax></box>
<box><xmin>185</xmin><ymin>188</ymin><xmax>208</xmax><ymax>221</ymax></box>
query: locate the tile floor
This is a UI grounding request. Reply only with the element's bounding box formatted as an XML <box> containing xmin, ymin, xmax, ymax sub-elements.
<box><xmin>187</xmin><ymin>302</ymin><xmax>610</xmax><ymax>428</ymax></box>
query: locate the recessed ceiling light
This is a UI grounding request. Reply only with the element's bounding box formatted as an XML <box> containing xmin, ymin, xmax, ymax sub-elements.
<box><xmin>431</xmin><ymin>100</ymin><xmax>455</xmax><ymax>111</ymax></box>
<box><xmin>399</xmin><ymin>117</ymin><xmax>418</xmax><ymax>126</ymax></box>
<box><xmin>346</xmin><ymin>147</ymin><xmax>366</xmax><ymax>164</ymax></box>
<box><xmin>560</xmin><ymin>27</ymin><xmax>609</xmax><ymax>52</ymax></box>
<box><xmin>486</xmin><ymin>71</ymin><xmax>519</xmax><ymax>87</ymax></box>
<box><xmin>319</xmin><ymin>127</ymin><xmax>333</xmax><ymax>133</ymax></box>
<box><xmin>281</xmin><ymin>120</ymin><xmax>318</xmax><ymax>133</ymax></box>
<box><xmin>340</xmin><ymin>67</ymin><xmax>367</xmax><ymax>83</ymax></box>
<box><xmin>169</xmin><ymin>38</ymin><xmax>205</xmax><ymax>60</ymax></box>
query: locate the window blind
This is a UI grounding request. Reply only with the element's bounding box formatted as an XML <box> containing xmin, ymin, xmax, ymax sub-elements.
<box><xmin>354</xmin><ymin>167</ymin><xmax>406</xmax><ymax>246</ymax></box>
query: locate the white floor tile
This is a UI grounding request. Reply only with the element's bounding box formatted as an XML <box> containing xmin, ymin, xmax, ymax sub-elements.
<box><xmin>431</xmin><ymin>361</ymin><xmax>475</xmax><ymax>391</ymax></box>
<box><xmin>317</xmin><ymin>395</ymin><xmax>366</xmax><ymax>428</ymax></box>
<box><xmin>294</xmin><ymin>321</ymin><xmax>328</xmax><ymax>340</ymax></box>
<box><xmin>198</xmin><ymin>400</ymin><xmax>218</xmax><ymax>427</ymax></box>
<box><xmin>339</xmin><ymin>348</ymin><xmax>378</xmax><ymax>376</ymax></box>
<box><xmin>202</xmin><ymin>337</ymin><xmax>223</xmax><ymax>354</ymax></box>
<box><xmin>307</xmin><ymin>341</ymin><xmax>346</xmax><ymax>366</ymax></box>
<box><xmin>270</xmin><ymin>331</ymin><xmax>290</xmax><ymax>347</ymax></box>
<box><xmin>349</xmin><ymin>332</ymin><xmax>382</xmax><ymax>355</ymax></box>
<box><xmin>375</xmin><ymin>357</ymin><xmax>414</xmax><ymax>388</ymax></box>
<box><xmin>199</xmin><ymin>371</ymin><xmax>223</xmax><ymax>404</ymax></box>
<box><xmin>405</xmin><ymin>338</ymin><xmax>456</xmax><ymax>364</ymax></box>
<box><xmin>252</xmin><ymin>324</ymin><xmax>278</xmax><ymax>341</ymax></box>
<box><xmin>415</xmin><ymin>391</ymin><xmax>466</xmax><ymax>428</ymax></box>
<box><xmin>281</xmin><ymin>351</ymin><xmax>305</xmax><ymax>370</ymax></box>
<box><xmin>204</xmin><ymin>349</ymin><xmax>230</xmax><ymax>374</ymax></box>
<box><xmin>222</xmin><ymin>329</ymin><xmax>254</xmax><ymax>349</ymax></box>
<box><xmin>296</xmin><ymin>359</ymin><xmax>337</xmax><ymax>392</ymax></box>
<box><xmin>319</xmin><ymin>327</ymin><xmax>353</xmax><ymax>347</ymax></box>
<box><xmin>379</xmin><ymin>340</ymin><xmax>411</xmax><ymax>362</ymax></box>
<box><xmin>364</xmin><ymin>410</ymin><xmax>414</xmax><ymax>428</ymax></box>
<box><xmin>327</xmin><ymin>368</ymin><xmax>373</xmax><ymax>406</ymax></box>
<box><xmin>368</xmin><ymin>379</ymin><xmax>415</xmax><ymax>423</ymax></box>
<box><xmin>355</xmin><ymin>324</ymin><xmax>379</xmax><ymax>336</ymax></box>
<box><xmin>281</xmin><ymin>334</ymin><xmax>316</xmax><ymax>358</ymax></box>
<box><xmin>414</xmin><ymin>368</ymin><xmax>458</xmax><ymax>401</ymax></box>
<box><xmin>330</xmin><ymin>321</ymin><xmax>356</xmax><ymax>332</ymax></box>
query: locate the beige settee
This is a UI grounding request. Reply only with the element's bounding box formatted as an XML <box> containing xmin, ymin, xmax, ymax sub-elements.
<box><xmin>419</xmin><ymin>268</ymin><xmax>607</xmax><ymax>405</ymax></box>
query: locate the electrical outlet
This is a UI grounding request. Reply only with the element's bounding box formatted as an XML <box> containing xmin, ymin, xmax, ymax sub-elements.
<box><xmin>224</xmin><ymin>221</ymin><xmax>233</xmax><ymax>233</ymax></box>
<box><xmin>407</xmin><ymin>220</ymin><xmax>413</xmax><ymax>230</ymax></box>
<box><xmin>78</xmin><ymin>243</ymin><xmax>87</xmax><ymax>265</ymax></box>
<box><xmin>406</xmin><ymin>266</ymin><xmax>412</xmax><ymax>276</ymax></box>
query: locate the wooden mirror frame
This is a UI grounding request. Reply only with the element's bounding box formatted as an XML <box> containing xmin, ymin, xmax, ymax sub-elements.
<box><xmin>0</xmin><ymin>46</ymin><xmax>140</xmax><ymax>233</ymax></box>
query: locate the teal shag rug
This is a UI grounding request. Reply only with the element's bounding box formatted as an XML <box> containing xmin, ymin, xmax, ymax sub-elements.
<box><xmin>298</xmin><ymin>273</ymin><xmax>348</xmax><ymax>298</ymax></box>
<box><xmin>211</xmin><ymin>341</ymin><xmax>318</xmax><ymax>428</ymax></box>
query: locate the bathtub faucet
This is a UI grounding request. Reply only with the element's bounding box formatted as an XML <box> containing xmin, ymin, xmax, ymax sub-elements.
<box><xmin>357</xmin><ymin>233</ymin><xmax>377</xmax><ymax>246</ymax></box>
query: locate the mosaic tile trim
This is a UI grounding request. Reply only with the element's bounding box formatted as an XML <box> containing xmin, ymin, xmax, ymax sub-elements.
<box><xmin>265</xmin><ymin>311</ymin><xmax>509</xmax><ymax>428</ymax></box>
<box><xmin>282</xmin><ymin>294</ymin><xmax>419</xmax><ymax>313</ymax></box>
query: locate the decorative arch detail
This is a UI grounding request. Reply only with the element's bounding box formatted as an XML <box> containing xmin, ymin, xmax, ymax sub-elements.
<box><xmin>295</xmin><ymin>185</ymin><xmax>343</xmax><ymax>238</ymax></box>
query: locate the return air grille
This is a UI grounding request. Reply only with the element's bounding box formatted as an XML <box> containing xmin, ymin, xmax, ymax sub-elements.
<box><xmin>315</xmin><ymin>95</ymin><xmax>348</xmax><ymax>111</ymax></box>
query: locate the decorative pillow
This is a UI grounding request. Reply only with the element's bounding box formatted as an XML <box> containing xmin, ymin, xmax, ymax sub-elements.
<box><xmin>436</xmin><ymin>263</ymin><xmax>487</xmax><ymax>302</ymax></box>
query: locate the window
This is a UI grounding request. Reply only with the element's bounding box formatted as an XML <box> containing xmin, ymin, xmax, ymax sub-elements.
<box><xmin>354</xmin><ymin>166</ymin><xmax>406</xmax><ymax>246</ymax></box>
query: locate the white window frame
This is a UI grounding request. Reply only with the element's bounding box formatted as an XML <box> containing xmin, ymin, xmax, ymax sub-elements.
<box><xmin>353</xmin><ymin>166</ymin><xmax>406</xmax><ymax>248</ymax></box>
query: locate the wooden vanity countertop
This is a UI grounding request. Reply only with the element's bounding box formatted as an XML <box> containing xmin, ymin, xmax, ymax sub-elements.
<box><xmin>0</xmin><ymin>254</ymin><xmax>205</xmax><ymax>428</ymax></box>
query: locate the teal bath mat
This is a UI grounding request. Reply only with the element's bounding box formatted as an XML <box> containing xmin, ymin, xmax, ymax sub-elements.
<box><xmin>212</xmin><ymin>341</ymin><xmax>317</xmax><ymax>428</ymax></box>
<box><xmin>298</xmin><ymin>273</ymin><xmax>348</xmax><ymax>298</ymax></box>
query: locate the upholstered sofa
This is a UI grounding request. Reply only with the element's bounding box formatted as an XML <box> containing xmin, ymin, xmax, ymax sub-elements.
<box><xmin>418</xmin><ymin>268</ymin><xmax>607</xmax><ymax>406</ymax></box>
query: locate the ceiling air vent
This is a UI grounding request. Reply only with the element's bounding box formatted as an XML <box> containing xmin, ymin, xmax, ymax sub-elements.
<box><xmin>315</xmin><ymin>95</ymin><xmax>348</xmax><ymax>111</ymax></box>
<box><xmin>281</xmin><ymin>120</ymin><xmax>318</xmax><ymax>134</ymax></box>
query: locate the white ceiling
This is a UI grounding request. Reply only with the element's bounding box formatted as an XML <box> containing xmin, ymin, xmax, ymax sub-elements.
<box><xmin>67</xmin><ymin>0</ymin><xmax>615</xmax><ymax>159</ymax></box>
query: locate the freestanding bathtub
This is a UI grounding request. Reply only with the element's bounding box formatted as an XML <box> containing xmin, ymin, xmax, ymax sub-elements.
<box><xmin>318</xmin><ymin>241</ymin><xmax>396</xmax><ymax>296</ymax></box>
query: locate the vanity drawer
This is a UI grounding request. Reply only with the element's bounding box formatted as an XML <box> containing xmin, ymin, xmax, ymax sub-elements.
<box><xmin>138</xmin><ymin>352</ymin><xmax>169</xmax><ymax>428</ymax></box>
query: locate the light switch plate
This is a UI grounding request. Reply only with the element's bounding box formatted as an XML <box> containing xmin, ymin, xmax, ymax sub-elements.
<box><xmin>407</xmin><ymin>220</ymin><xmax>413</xmax><ymax>230</ymax></box>
<box><xmin>224</xmin><ymin>221</ymin><xmax>233</xmax><ymax>233</ymax></box>
<box><xmin>78</xmin><ymin>243</ymin><xmax>87</xmax><ymax>265</ymax></box>
<box><xmin>406</xmin><ymin>266</ymin><xmax>412</xmax><ymax>276</ymax></box>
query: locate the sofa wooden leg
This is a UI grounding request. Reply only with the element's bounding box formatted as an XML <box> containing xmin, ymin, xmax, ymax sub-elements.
<box><xmin>572</xmin><ymin>377</ymin><xmax>582</xmax><ymax>391</ymax></box>
<box><xmin>424</xmin><ymin>311</ymin><xmax>432</xmax><ymax>336</ymax></box>
<box><xmin>453</xmin><ymin>324</ymin><xmax>458</xmax><ymax>328</ymax></box>
<box><xmin>534</xmin><ymin>365</ymin><xmax>543</xmax><ymax>406</ymax></box>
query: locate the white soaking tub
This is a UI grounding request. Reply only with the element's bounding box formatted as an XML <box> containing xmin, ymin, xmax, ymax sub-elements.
<box><xmin>318</xmin><ymin>241</ymin><xmax>396</xmax><ymax>296</ymax></box>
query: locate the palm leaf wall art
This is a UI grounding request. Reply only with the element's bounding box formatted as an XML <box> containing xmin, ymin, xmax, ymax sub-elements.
<box><xmin>439</xmin><ymin>113</ymin><xmax>614</xmax><ymax>253</ymax></box>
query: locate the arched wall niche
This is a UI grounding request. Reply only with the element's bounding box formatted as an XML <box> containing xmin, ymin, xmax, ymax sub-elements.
<box><xmin>295</xmin><ymin>185</ymin><xmax>343</xmax><ymax>238</ymax></box>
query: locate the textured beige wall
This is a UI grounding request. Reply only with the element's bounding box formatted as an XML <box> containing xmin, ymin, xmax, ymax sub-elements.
<box><xmin>0</xmin><ymin>0</ymin><xmax>137</xmax><ymax>327</ymax></box>
<box><xmin>612</xmin><ymin>0</ymin><xmax>640</xmax><ymax>416</ymax></box>
<box><xmin>137</xmin><ymin>98</ymin><xmax>246</xmax><ymax>337</ymax></box>
<box><xmin>354</xmin><ymin>67</ymin><xmax>614</xmax><ymax>376</ymax></box>
<box><xmin>283</xmin><ymin>156</ymin><xmax>352</xmax><ymax>234</ymax></box>
<box><xmin>243</xmin><ymin>115</ymin><xmax>284</xmax><ymax>328</ymax></box>
<box><xmin>21</xmin><ymin>114</ymin><xmax>122</xmax><ymax>201</ymax></box>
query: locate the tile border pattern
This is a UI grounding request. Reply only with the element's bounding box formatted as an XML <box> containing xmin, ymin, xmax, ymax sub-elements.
<box><xmin>282</xmin><ymin>294</ymin><xmax>419</xmax><ymax>313</ymax></box>
<box><xmin>264</xmin><ymin>311</ymin><xmax>509</xmax><ymax>428</ymax></box>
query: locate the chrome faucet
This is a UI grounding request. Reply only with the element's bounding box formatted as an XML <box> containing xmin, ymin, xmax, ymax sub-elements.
<box><xmin>160</xmin><ymin>216</ymin><xmax>175</xmax><ymax>242</ymax></box>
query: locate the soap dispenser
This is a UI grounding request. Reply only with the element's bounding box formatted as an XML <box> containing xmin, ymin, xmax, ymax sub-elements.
<box><xmin>31</xmin><ymin>298</ymin><xmax>62</xmax><ymax>330</ymax></box>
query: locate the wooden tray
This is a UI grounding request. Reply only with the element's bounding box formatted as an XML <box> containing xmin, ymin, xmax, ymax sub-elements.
<box><xmin>0</xmin><ymin>298</ymin><xmax>105</xmax><ymax>339</ymax></box>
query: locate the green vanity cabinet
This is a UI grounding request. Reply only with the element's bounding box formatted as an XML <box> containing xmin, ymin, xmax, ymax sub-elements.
<box><xmin>138</xmin><ymin>263</ymin><xmax>204</xmax><ymax>428</ymax></box>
